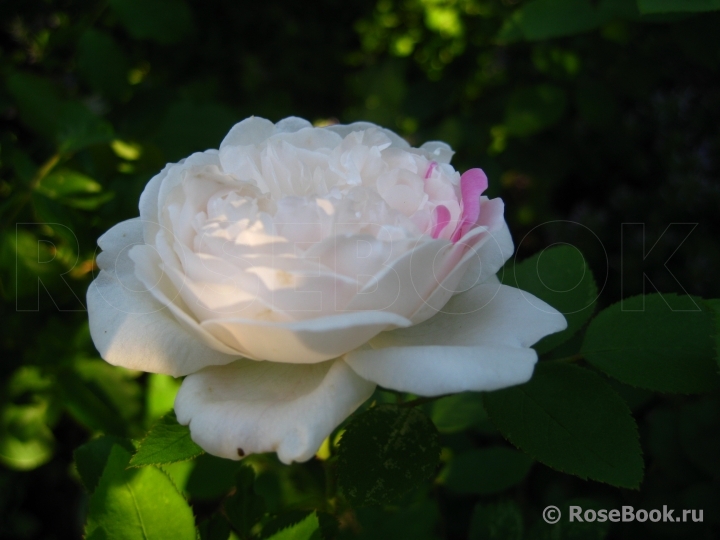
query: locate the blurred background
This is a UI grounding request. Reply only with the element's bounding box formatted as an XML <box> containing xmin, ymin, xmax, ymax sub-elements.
<box><xmin>1</xmin><ymin>0</ymin><xmax>719</xmax><ymax>538</ymax></box>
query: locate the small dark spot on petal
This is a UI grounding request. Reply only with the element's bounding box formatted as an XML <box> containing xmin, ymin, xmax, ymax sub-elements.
<box><xmin>237</xmin><ymin>448</ymin><xmax>245</xmax><ymax>457</ymax></box>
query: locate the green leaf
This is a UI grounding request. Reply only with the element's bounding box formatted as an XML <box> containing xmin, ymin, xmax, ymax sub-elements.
<box><xmin>502</xmin><ymin>245</ymin><xmax>598</xmax><ymax>354</ymax></box>
<box><xmin>638</xmin><ymin>0</ymin><xmax>720</xmax><ymax>14</ymax></box>
<box><xmin>59</xmin><ymin>192</ymin><xmax>115</xmax><ymax>210</ymax></box>
<box><xmin>146</xmin><ymin>374</ymin><xmax>182</xmax><ymax>423</ymax></box>
<box><xmin>57</xmin><ymin>369</ymin><xmax>131</xmax><ymax>436</ymax></box>
<box><xmin>431</xmin><ymin>392</ymin><xmax>489</xmax><ymax>433</ymax></box>
<box><xmin>261</xmin><ymin>511</ymin><xmax>337</xmax><ymax>540</ymax></box>
<box><xmin>74</xmin><ymin>436</ymin><xmax>136</xmax><ymax>493</ymax></box>
<box><xmin>224</xmin><ymin>466</ymin><xmax>266</xmax><ymax>537</ymax></box>
<box><xmin>0</xmin><ymin>366</ymin><xmax>57</xmax><ymax>471</ymax></box>
<box><xmin>441</xmin><ymin>447</ymin><xmax>533</xmax><ymax>495</ymax></box>
<box><xmin>483</xmin><ymin>363</ymin><xmax>643</xmax><ymax>488</ymax></box>
<box><xmin>469</xmin><ymin>500</ymin><xmax>524</xmax><ymax>540</ymax></box>
<box><xmin>5</xmin><ymin>72</ymin><xmax>113</xmax><ymax>152</ymax></box>
<box><xmin>85</xmin><ymin>444</ymin><xmax>197</xmax><ymax>540</ymax></box>
<box><xmin>337</xmin><ymin>404</ymin><xmax>441</xmax><ymax>506</ymax></box>
<box><xmin>504</xmin><ymin>85</ymin><xmax>567</xmax><ymax>137</ymax></box>
<box><xmin>160</xmin><ymin>460</ymin><xmax>195</xmax><ymax>494</ymax></box>
<box><xmin>582</xmin><ymin>294</ymin><xmax>719</xmax><ymax>393</ymax></box>
<box><xmin>36</xmin><ymin>169</ymin><xmax>102</xmax><ymax>198</ymax></box>
<box><xmin>108</xmin><ymin>0</ymin><xmax>194</xmax><ymax>44</ymax></box>
<box><xmin>77</xmin><ymin>29</ymin><xmax>130</xmax><ymax>100</ymax></box>
<box><xmin>264</xmin><ymin>512</ymin><xmax>320</xmax><ymax>540</ymax></box>
<box><xmin>129</xmin><ymin>412</ymin><xmax>203</xmax><ymax>467</ymax></box>
<box><xmin>198</xmin><ymin>514</ymin><xmax>231</xmax><ymax>540</ymax></box>
<box><xmin>6</xmin><ymin>72</ymin><xmax>64</xmax><ymax>139</ymax></box>
<box><xmin>497</xmin><ymin>0</ymin><xmax>639</xmax><ymax>44</ymax></box>
<box><xmin>72</xmin><ymin>359</ymin><xmax>142</xmax><ymax>424</ymax></box>
<box><xmin>55</xmin><ymin>102</ymin><xmax>114</xmax><ymax>154</ymax></box>
<box><xmin>0</xmin><ymin>401</ymin><xmax>55</xmax><ymax>470</ymax></box>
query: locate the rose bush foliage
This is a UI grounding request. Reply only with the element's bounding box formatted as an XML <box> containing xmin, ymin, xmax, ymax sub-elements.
<box><xmin>87</xmin><ymin>117</ymin><xmax>566</xmax><ymax>463</ymax></box>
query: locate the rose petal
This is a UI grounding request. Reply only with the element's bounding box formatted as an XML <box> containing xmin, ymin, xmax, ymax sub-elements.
<box><xmin>453</xmin><ymin>197</ymin><xmax>513</xmax><ymax>295</ymax></box>
<box><xmin>345</xmin><ymin>237</ymin><xmax>452</xmax><ymax>316</ymax></box>
<box><xmin>88</xmin><ymin>219</ymin><xmax>239</xmax><ymax>376</ymax></box>
<box><xmin>431</xmin><ymin>205</ymin><xmax>451</xmax><ymax>239</ymax></box>
<box><xmin>174</xmin><ymin>358</ymin><xmax>375</xmax><ymax>464</ymax></box>
<box><xmin>201</xmin><ymin>311</ymin><xmax>412</xmax><ymax>363</ymax></box>
<box><xmin>451</xmin><ymin>168</ymin><xmax>488</xmax><ymax>242</ymax></box>
<box><xmin>419</xmin><ymin>141</ymin><xmax>455</xmax><ymax>164</ymax></box>
<box><xmin>345</xmin><ymin>345</ymin><xmax>537</xmax><ymax>396</ymax></box>
<box><xmin>274</xmin><ymin>116</ymin><xmax>313</xmax><ymax>134</ymax></box>
<box><xmin>344</xmin><ymin>282</ymin><xmax>567</xmax><ymax>396</ymax></box>
<box><xmin>139</xmin><ymin>152</ymin><xmax>222</xmax><ymax>246</ymax></box>
<box><xmin>220</xmin><ymin>116</ymin><xmax>275</xmax><ymax>149</ymax></box>
<box><xmin>325</xmin><ymin>121</ymin><xmax>410</xmax><ymax>149</ymax></box>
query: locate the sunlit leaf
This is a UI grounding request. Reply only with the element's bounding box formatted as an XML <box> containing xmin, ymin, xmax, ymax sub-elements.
<box><xmin>0</xmin><ymin>367</ymin><xmax>57</xmax><ymax>471</ymax></box>
<box><xmin>74</xmin><ymin>435</ymin><xmax>136</xmax><ymax>493</ymax></box>
<box><xmin>264</xmin><ymin>512</ymin><xmax>320</xmax><ymax>540</ymax></box>
<box><xmin>129</xmin><ymin>412</ymin><xmax>203</xmax><ymax>467</ymax></box>
<box><xmin>36</xmin><ymin>169</ymin><xmax>102</xmax><ymax>198</ymax></box>
<box><xmin>146</xmin><ymin>373</ymin><xmax>182</xmax><ymax>423</ymax></box>
<box><xmin>85</xmin><ymin>444</ymin><xmax>196</xmax><ymax>540</ymax></box>
<box><xmin>59</xmin><ymin>192</ymin><xmax>115</xmax><ymax>210</ymax></box>
<box><xmin>0</xmin><ymin>402</ymin><xmax>55</xmax><ymax>470</ymax></box>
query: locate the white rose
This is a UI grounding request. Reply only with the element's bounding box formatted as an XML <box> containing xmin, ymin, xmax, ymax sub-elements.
<box><xmin>87</xmin><ymin>116</ymin><xmax>566</xmax><ymax>463</ymax></box>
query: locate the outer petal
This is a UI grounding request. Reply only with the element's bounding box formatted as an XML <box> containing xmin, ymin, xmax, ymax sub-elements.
<box><xmin>325</xmin><ymin>121</ymin><xmax>410</xmax><ymax>149</ymax></box>
<box><xmin>344</xmin><ymin>282</ymin><xmax>567</xmax><ymax>396</ymax></box>
<box><xmin>220</xmin><ymin>116</ymin><xmax>275</xmax><ymax>149</ymax></box>
<box><xmin>419</xmin><ymin>141</ymin><xmax>454</xmax><ymax>164</ymax></box>
<box><xmin>175</xmin><ymin>358</ymin><xmax>375</xmax><ymax>464</ymax></box>
<box><xmin>139</xmin><ymin>151</ymin><xmax>221</xmax><ymax>245</ymax></box>
<box><xmin>201</xmin><ymin>311</ymin><xmax>411</xmax><ymax>363</ymax></box>
<box><xmin>453</xmin><ymin>197</ymin><xmax>514</xmax><ymax>294</ymax></box>
<box><xmin>88</xmin><ymin>220</ymin><xmax>239</xmax><ymax>376</ymax></box>
<box><xmin>274</xmin><ymin>116</ymin><xmax>313</xmax><ymax>134</ymax></box>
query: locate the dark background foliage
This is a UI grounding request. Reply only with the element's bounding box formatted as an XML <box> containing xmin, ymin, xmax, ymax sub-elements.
<box><xmin>1</xmin><ymin>0</ymin><xmax>719</xmax><ymax>539</ymax></box>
